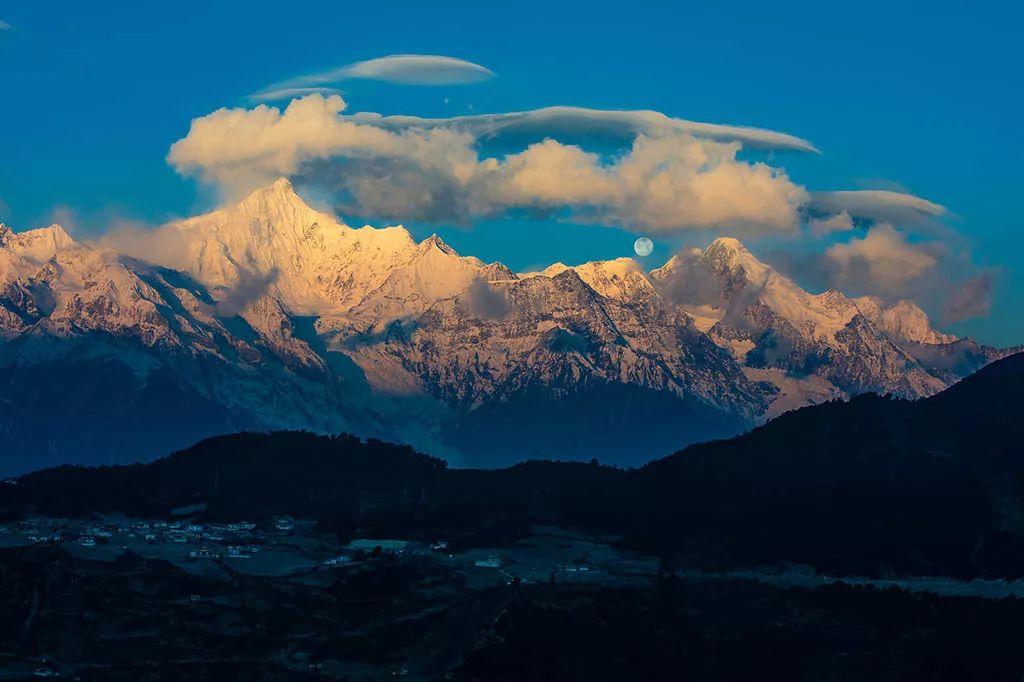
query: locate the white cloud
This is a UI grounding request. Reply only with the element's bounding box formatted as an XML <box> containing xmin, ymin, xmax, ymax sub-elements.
<box><xmin>766</xmin><ymin>223</ymin><xmax>994</xmax><ymax>322</ymax></box>
<box><xmin>809</xmin><ymin>190</ymin><xmax>946</xmax><ymax>224</ymax></box>
<box><xmin>598</xmin><ymin>134</ymin><xmax>807</xmax><ymax>232</ymax></box>
<box><xmin>825</xmin><ymin>224</ymin><xmax>938</xmax><ymax>289</ymax></box>
<box><xmin>348</xmin><ymin>105</ymin><xmax>820</xmax><ymax>153</ymax></box>
<box><xmin>808</xmin><ymin>210</ymin><xmax>854</xmax><ymax>235</ymax></box>
<box><xmin>167</xmin><ymin>94</ymin><xmax>418</xmax><ymax>197</ymax></box>
<box><xmin>152</xmin><ymin>85</ymin><xmax>988</xmax><ymax>324</ymax></box>
<box><xmin>168</xmin><ymin>94</ymin><xmax>808</xmax><ymax>234</ymax></box>
<box><xmin>250</xmin><ymin>54</ymin><xmax>494</xmax><ymax>100</ymax></box>
<box><xmin>0</xmin><ymin>20</ymin><xmax>11</xmax><ymax>30</ymax></box>
<box><xmin>339</xmin><ymin>54</ymin><xmax>495</xmax><ymax>84</ymax></box>
<box><xmin>99</xmin><ymin>217</ymin><xmax>196</xmax><ymax>273</ymax></box>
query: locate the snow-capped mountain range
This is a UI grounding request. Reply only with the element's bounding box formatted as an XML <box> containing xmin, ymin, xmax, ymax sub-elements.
<box><xmin>0</xmin><ymin>179</ymin><xmax>1013</xmax><ymax>473</ymax></box>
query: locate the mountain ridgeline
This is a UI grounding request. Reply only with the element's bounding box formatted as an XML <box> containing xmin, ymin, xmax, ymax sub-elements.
<box><xmin>7</xmin><ymin>351</ymin><xmax>1024</xmax><ymax>579</ymax></box>
<box><xmin>0</xmin><ymin>179</ymin><xmax>1015</xmax><ymax>474</ymax></box>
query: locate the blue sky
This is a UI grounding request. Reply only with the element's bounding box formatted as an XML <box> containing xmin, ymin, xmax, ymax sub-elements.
<box><xmin>0</xmin><ymin>1</ymin><xmax>1021</xmax><ymax>345</ymax></box>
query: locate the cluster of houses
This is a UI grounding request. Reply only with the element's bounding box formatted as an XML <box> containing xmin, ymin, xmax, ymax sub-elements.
<box><xmin>3</xmin><ymin>516</ymin><xmax>279</xmax><ymax>555</ymax></box>
<box><xmin>75</xmin><ymin>519</ymin><xmax>264</xmax><ymax>549</ymax></box>
<box><xmin>1</xmin><ymin>517</ymin><xmax>72</xmax><ymax>545</ymax></box>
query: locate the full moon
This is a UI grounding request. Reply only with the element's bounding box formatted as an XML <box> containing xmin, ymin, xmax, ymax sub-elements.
<box><xmin>633</xmin><ymin>237</ymin><xmax>654</xmax><ymax>257</ymax></box>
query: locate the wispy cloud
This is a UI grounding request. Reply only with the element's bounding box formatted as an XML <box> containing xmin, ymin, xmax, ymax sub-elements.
<box><xmin>765</xmin><ymin>224</ymin><xmax>995</xmax><ymax>323</ymax></box>
<box><xmin>250</xmin><ymin>54</ymin><xmax>494</xmax><ymax>100</ymax></box>
<box><xmin>248</xmin><ymin>87</ymin><xmax>342</xmax><ymax>103</ymax></box>
<box><xmin>808</xmin><ymin>210</ymin><xmax>854</xmax><ymax>235</ymax></box>
<box><xmin>212</xmin><ymin>267</ymin><xmax>281</xmax><ymax>316</ymax></box>
<box><xmin>944</xmin><ymin>273</ymin><xmax>994</xmax><ymax>324</ymax></box>
<box><xmin>348</xmin><ymin>105</ymin><xmax>820</xmax><ymax>153</ymax></box>
<box><xmin>338</xmin><ymin>54</ymin><xmax>495</xmax><ymax>84</ymax></box>
<box><xmin>0</xmin><ymin>19</ymin><xmax>12</xmax><ymax>30</ymax></box>
<box><xmin>459</xmin><ymin>278</ymin><xmax>510</xmax><ymax>320</ymax></box>
<box><xmin>825</xmin><ymin>224</ymin><xmax>938</xmax><ymax>289</ymax></box>
<box><xmin>808</xmin><ymin>190</ymin><xmax>946</xmax><ymax>224</ymax></box>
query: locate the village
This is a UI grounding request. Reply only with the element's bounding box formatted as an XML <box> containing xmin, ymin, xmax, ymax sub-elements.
<box><xmin>0</xmin><ymin>515</ymin><xmax>662</xmax><ymax>587</ymax></box>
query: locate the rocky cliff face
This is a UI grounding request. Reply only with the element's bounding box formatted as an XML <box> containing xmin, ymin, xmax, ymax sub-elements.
<box><xmin>0</xmin><ymin>181</ymin><xmax>1011</xmax><ymax>473</ymax></box>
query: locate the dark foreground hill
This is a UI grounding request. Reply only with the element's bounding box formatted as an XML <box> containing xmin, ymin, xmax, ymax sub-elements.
<box><xmin>4</xmin><ymin>543</ymin><xmax>1024</xmax><ymax>681</ymax></box>
<box><xmin>5</xmin><ymin>352</ymin><xmax>1024</xmax><ymax>578</ymax></box>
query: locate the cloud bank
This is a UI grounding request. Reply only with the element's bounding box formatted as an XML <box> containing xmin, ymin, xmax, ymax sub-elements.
<box><xmin>166</xmin><ymin>86</ymin><xmax>991</xmax><ymax>321</ymax></box>
<box><xmin>169</xmin><ymin>94</ymin><xmax>809</xmax><ymax>234</ymax></box>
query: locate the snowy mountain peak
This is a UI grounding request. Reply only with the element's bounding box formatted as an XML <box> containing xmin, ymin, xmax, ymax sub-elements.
<box><xmin>819</xmin><ymin>289</ymin><xmax>847</xmax><ymax>305</ymax></box>
<box><xmin>27</xmin><ymin>223</ymin><xmax>74</xmax><ymax>246</ymax></box>
<box><xmin>703</xmin><ymin>236</ymin><xmax>768</xmax><ymax>283</ymax></box>
<box><xmin>538</xmin><ymin>257</ymin><xmax>654</xmax><ymax>301</ymax></box>
<box><xmin>650</xmin><ymin>237</ymin><xmax>872</xmax><ymax>345</ymax></box>
<box><xmin>853</xmin><ymin>296</ymin><xmax>956</xmax><ymax>345</ymax></box>
<box><xmin>271</xmin><ymin>176</ymin><xmax>295</xmax><ymax>191</ymax></box>
<box><xmin>647</xmin><ymin>253</ymin><xmax>683</xmax><ymax>281</ymax></box>
<box><xmin>537</xmin><ymin>262</ymin><xmax>569</xmax><ymax>277</ymax></box>
<box><xmin>590</xmin><ymin>256</ymin><xmax>640</xmax><ymax>273</ymax></box>
<box><xmin>546</xmin><ymin>267</ymin><xmax>597</xmax><ymax>296</ymax></box>
<box><xmin>480</xmin><ymin>261</ymin><xmax>518</xmax><ymax>282</ymax></box>
<box><xmin>229</xmin><ymin>177</ymin><xmax>337</xmax><ymax>231</ymax></box>
<box><xmin>154</xmin><ymin>180</ymin><xmax>424</xmax><ymax>315</ymax></box>
<box><xmin>1</xmin><ymin>223</ymin><xmax>76</xmax><ymax>261</ymax></box>
<box><xmin>705</xmin><ymin>236</ymin><xmax>747</xmax><ymax>254</ymax></box>
<box><xmin>420</xmin><ymin>233</ymin><xmax>458</xmax><ymax>256</ymax></box>
<box><xmin>242</xmin><ymin>176</ymin><xmax>300</xmax><ymax>202</ymax></box>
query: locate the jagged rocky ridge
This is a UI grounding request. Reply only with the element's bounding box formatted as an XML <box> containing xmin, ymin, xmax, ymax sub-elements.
<box><xmin>0</xmin><ymin>180</ymin><xmax>1013</xmax><ymax>473</ymax></box>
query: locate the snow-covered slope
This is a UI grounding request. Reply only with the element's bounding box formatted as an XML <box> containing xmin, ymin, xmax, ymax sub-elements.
<box><xmin>652</xmin><ymin>238</ymin><xmax>862</xmax><ymax>341</ymax></box>
<box><xmin>853</xmin><ymin>296</ymin><xmax>957</xmax><ymax>345</ymax></box>
<box><xmin>0</xmin><ymin>220</ymin><xmax>380</xmax><ymax>473</ymax></box>
<box><xmin>0</xmin><ymin>181</ymin><xmax>1009</xmax><ymax>472</ymax></box>
<box><xmin>0</xmin><ymin>223</ymin><xmax>75</xmax><ymax>272</ymax></box>
<box><xmin>345</xmin><ymin>234</ymin><xmax>517</xmax><ymax>324</ymax></box>
<box><xmin>156</xmin><ymin>179</ymin><xmax>420</xmax><ymax>314</ymax></box>
<box><xmin>650</xmin><ymin>237</ymin><xmax>949</xmax><ymax>400</ymax></box>
<box><xmin>535</xmin><ymin>258</ymin><xmax>656</xmax><ymax>302</ymax></box>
